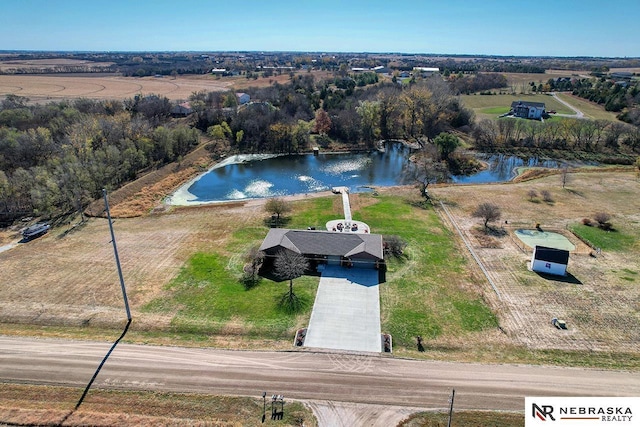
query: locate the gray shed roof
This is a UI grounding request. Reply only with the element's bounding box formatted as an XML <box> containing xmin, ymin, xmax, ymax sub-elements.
<box><xmin>260</xmin><ymin>229</ymin><xmax>383</xmax><ymax>260</ymax></box>
<box><xmin>533</xmin><ymin>245</ymin><xmax>569</xmax><ymax>264</ymax></box>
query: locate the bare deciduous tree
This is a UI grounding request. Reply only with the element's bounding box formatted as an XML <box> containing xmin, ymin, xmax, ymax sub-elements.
<box><xmin>274</xmin><ymin>250</ymin><xmax>309</xmax><ymax>311</ymax></box>
<box><xmin>527</xmin><ymin>189</ymin><xmax>538</xmax><ymax>201</ymax></box>
<box><xmin>561</xmin><ymin>166</ymin><xmax>570</xmax><ymax>188</ymax></box>
<box><xmin>472</xmin><ymin>202</ymin><xmax>502</xmax><ymax>231</ymax></box>
<box><xmin>412</xmin><ymin>147</ymin><xmax>447</xmax><ymax>201</ymax></box>
<box><xmin>242</xmin><ymin>245</ymin><xmax>264</xmax><ymax>289</ymax></box>
<box><xmin>541</xmin><ymin>190</ymin><xmax>554</xmax><ymax>203</ymax></box>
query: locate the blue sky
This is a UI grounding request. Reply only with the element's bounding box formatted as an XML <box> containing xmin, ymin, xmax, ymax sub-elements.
<box><xmin>1</xmin><ymin>0</ymin><xmax>638</xmax><ymax>57</ymax></box>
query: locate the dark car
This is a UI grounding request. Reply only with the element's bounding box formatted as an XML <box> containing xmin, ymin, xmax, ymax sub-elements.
<box><xmin>22</xmin><ymin>222</ymin><xmax>51</xmax><ymax>240</ymax></box>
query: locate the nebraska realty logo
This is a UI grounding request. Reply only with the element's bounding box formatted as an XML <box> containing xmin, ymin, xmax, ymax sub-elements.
<box><xmin>525</xmin><ymin>397</ymin><xmax>639</xmax><ymax>426</ymax></box>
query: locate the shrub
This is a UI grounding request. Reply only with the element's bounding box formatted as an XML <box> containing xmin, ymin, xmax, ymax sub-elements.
<box><xmin>384</xmin><ymin>235</ymin><xmax>408</xmax><ymax>258</ymax></box>
<box><xmin>541</xmin><ymin>190</ymin><xmax>554</xmax><ymax>203</ymax></box>
<box><xmin>593</xmin><ymin>212</ymin><xmax>612</xmax><ymax>230</ymax></box>
<box><xmin>582</xmin><ymin>218</ymin><xmax>593</xmax><ymax>226</ymax></box>
<box><xmin>527</xmin><ymin>189</ymin><xmax>538</xmax><ymax>201</ymax></box>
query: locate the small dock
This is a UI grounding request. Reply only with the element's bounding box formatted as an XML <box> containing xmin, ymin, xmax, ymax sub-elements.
<box><xmin>327</xmin><ymin>187</ymin><xmax>370</xmax><ymax>233</ymax></box>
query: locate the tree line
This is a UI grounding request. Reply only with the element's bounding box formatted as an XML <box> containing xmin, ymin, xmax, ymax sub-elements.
<box><xmin>473</xmin><ymin>117</ymin><xmax>640</xmax><ymax>160</ymax></box>
<box><xmin>191</xmin><ymin>73</ymin><xmax>474</xmax><ymax>154</ymax></box>
<box><xmin>0</xmin><ymin>95</ymin><xmax>199</xmax><ymax>221</ymax></box>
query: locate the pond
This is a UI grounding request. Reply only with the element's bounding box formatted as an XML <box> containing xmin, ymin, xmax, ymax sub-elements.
<box><xmin>170</xmin><ymin>146</ymin><xmax>590</xmax><ymax>204</ymax></box>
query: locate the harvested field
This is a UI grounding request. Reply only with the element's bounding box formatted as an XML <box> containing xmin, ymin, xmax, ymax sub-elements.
<box><xmin>431</xmin><ymin>171</ymin><xmax>640</xmax><ymax>353</ymax></box>
<box><xmin>0</xmin><ymin>74</ymin><xmax>231</xmax><ymax>103</ymax></box>
<box><xmin>0</xmin><ymin>201</ymin><xmax>266</xmax><ymax>331</ymax></box>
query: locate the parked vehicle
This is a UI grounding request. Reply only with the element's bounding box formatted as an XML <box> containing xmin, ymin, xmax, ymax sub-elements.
<box><xmin>22</xmin><ymin>222</ymin><xmax>50</xmax><ymax>240</ymax></box>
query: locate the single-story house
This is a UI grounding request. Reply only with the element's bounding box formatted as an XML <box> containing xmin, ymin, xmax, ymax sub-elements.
<box><xmin>511</xmin><ymin>100</ymin><xmax>546</xmax><ymax>120</ymax></box>
<box><xmin>259</xmin><ymin>229</ymin><xmax>385</xmax><ymax>270</ymax></box>
<box><xmin>236</xmin><ymin>92</ymin><xmax>250</xmax><ymax>105</ymax></box>
<box><xmin>171</xmin><ymin>101</ymin><xmax>193</xmax><ymax>117</ymax></box>
<box><xmin>531</xmin><ymin>245</ymin><xmax>569</xmax><ymax>276</ymax></box>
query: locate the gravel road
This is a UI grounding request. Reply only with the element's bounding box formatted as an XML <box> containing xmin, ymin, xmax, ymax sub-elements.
<box><xmin>1</xmin><ymin>336</ymin><xmax>639</xmax><ymax>425</ymax></box>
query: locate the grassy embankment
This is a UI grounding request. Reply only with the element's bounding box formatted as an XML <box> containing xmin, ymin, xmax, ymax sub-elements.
<box><xmin>399</xmin><ymin>410</ymin><xmax>524</xmax><ymax>427</ymax></box>
<box><xmin>0</xmin><ymin>383</ymin><xmax>316</xmax><ymax>427</ymax></box>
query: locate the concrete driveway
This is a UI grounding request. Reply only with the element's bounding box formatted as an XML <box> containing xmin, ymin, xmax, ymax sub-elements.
<box><xmin>303</xmin><ymin>265</ymin><xmax>381</xmax><ymax>353</ymax></box>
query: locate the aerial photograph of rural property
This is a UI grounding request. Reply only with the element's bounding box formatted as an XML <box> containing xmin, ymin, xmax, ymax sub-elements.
<box><xmin>1</xmin><ymin>0</ymin><xmax>639</xmax><ymax>425</ymax></box>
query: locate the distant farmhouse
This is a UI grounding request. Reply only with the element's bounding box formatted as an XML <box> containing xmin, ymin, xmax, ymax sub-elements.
<box><xmin>236</xmin><ymin>92</ymin><xmax>250</xmax><ymax>105</ymax></box>
<box><xmin>259</xmin><ymin>229</ymin><xmax>385</xmax><ymax>271</ymax></box>
<box><xmin>510</xmin><ymin>100</ymin><xmax>546</xmax><ymax>120</ymax></box>
<box><xmin>171</xmin><ymin>101</ymin><xmax>193</xmax><ymax>117</ymax></box>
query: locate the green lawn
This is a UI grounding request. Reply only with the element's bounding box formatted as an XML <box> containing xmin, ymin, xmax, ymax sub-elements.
<box><xmin>144</xmin><ymin>194</ymin><xmax>497</xmax><ymax>350</ymax></box>
<box><xmin>569</xmin><ymin>223</ymin><xmax>636</xmax><ymax>252</ymax></box>
<box><xmin>461</xmin><ymin>93</ymin><xmax>573</xmax><ymax>115</ymax></box>
<box><xmin>554</xmin><ymin>93</ymin><xmax>620</xmax><ymax>121</ymax></box>
<box><xmin>352</xmin><ymin>194</ymin><xmax>497</xmax><ymax>346</ymax></box>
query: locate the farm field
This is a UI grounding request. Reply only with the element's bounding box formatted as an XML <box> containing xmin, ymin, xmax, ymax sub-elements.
<box><xmin>0</xmin><ymin>74</ymin><xmax>231</xmax><ymax>103</ymax></box>
<box><xmin>0</xmin><ymin>170</ymin><xmax>638</xmax><ymax>367</ymax></box>
<box><xmin>0</xmin><ymin>70</ymin><xmax>335</xmax><ymax>103</ymax></box>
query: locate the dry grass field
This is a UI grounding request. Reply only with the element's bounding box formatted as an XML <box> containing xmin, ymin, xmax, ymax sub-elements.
<box><xmin>0</xmin><ymin>74</ymin><xmax>232</xmax><ymax>103</ymax></box>
<box><xmin>431</xmin><ymin>171</ymin><xmax>640</xmax><ymax>354</ymax></box>
<box><xmin>0</xmin><ymin>70</ymin><xmax>334</xmax><ymax>104</ymax></box>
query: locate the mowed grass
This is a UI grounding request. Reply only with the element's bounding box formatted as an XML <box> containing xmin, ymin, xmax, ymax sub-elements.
<box><xmin>353</xmin><ymin>194</ymin><xmax>497</xmax><ymax>346</ymax></box>
<box><xmin>144</xmin><ymin>227</ymin><xmax>319</xmax><ymax>340</ymax></box>
<box><xmin>144</xmin><ymin>194</ymin><xmax>497</xmax><ymax>350</ymax></box>
<box><xmin>554</xmin><ymin>92</ymin><xmax>620</xmax><ymax>121</ymax></box>
<box><xmin>569</xmin><ymin>223</ymin><xmax>637</xmax><ymax>252</ymax></box>
<box><xmin>461</xmin><ymin>93</ymin><xmax>573</xmax><ymax>115</ymax></box>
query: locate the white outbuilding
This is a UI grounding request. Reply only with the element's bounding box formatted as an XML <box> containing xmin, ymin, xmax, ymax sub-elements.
<box><xmin>531</xmin><ymin>245</ymin><xmax>569</xmax><ymax>276</ymax></box>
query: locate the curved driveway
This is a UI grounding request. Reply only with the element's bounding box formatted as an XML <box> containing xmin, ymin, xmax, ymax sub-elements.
<box><xmin>1</xmin><ymin>336</ymin><xmax>639</xmax><ymax>414</ymax></box>
<box><xmin>550</xmin><ymin>92</ymin><xmax>585</xmax><ymax>118</ymax></box>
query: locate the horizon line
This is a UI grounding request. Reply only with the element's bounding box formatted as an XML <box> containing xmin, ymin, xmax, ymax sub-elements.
<box><xmin>0</xmin><ymin>49</ymin><xmax>638</xmax><ymax>60</ymax></box>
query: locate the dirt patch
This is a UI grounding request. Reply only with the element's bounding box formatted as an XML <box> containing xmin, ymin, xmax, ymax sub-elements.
<box><xmin>432</xmin><ymin>171</ymin><xmax>640</xmax><ymax>353</ymax></box>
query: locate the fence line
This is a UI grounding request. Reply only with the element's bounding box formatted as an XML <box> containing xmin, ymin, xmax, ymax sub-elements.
<box><xmin>437</xmin><ymin>201</ymin><xmax>501</xmax><ymax>300</ymax></box>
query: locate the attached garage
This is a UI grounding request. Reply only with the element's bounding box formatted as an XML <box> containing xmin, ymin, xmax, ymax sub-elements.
<box><xmin>531</xmin><ymin>245</ymin><xmax>569</xmax><ymax>276</ymax></box>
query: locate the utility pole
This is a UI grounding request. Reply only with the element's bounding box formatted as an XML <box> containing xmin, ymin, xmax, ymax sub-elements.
<box><xmin>104</xmin><ymin>188</ymin><xmax>131</xmax><ymax>321</ymax></box>
<box><xmin>447</xmin><ymin>389</ymin><xmax>455</xmax><ymax>427</ymax></box>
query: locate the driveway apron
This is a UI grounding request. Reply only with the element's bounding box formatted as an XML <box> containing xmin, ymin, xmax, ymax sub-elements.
<box><xmin>303</xmin><ymin>265</ymin><xmax>381</xmax><ymax>352</ymax></box>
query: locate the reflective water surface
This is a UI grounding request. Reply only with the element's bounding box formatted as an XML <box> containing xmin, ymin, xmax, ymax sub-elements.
<box><xmin>186</xmin><ymin>146</ymin><xmax>586</xmax><ymax>202</ymax></box>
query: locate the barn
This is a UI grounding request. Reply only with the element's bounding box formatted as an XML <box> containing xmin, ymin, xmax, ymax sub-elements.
<box><xmin>531</xmin><ymin>245</ymin><xmax>569</xmax><ymax>276</ymax></box>
<box><xmin>259</xmin><ymin>228</ymin><xmax>384</xmax><ymax>270</ymax></box>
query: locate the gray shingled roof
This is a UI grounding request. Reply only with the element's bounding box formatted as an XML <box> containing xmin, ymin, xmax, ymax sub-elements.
<box><xmin>260</xmin><ymin>229</ymin><xmax>383</xmax><ymax>260</ymax></box>
<box><xmin>511</xmin><ymin>100</ymin><xmax>546</xmax><ymax>109</ymax></box>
